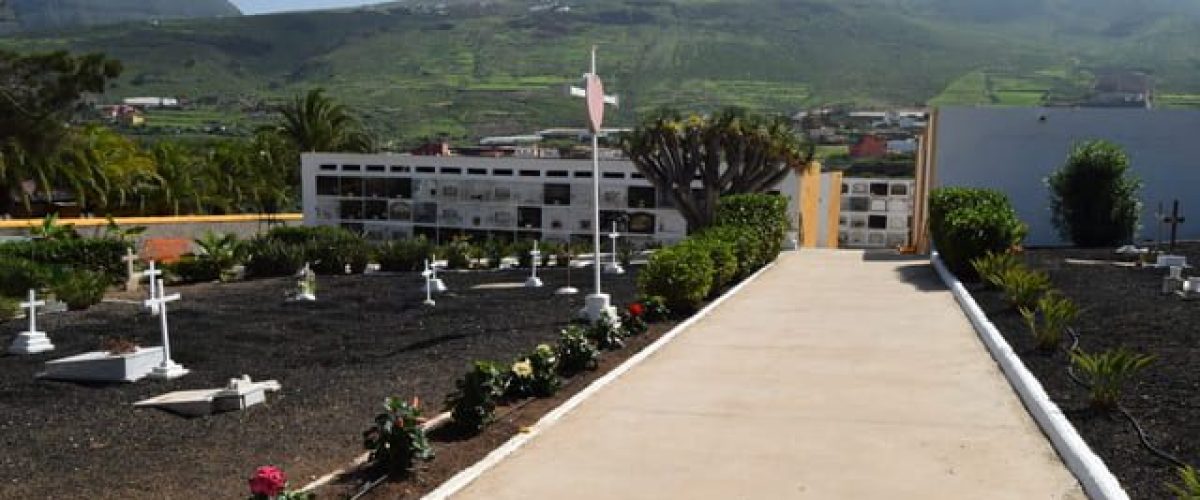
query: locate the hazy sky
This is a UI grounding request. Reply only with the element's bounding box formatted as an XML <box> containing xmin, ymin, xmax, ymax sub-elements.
<box><xmin>231</xmin><ymin>1</ymin><xmax>384</xmax><ymax>15</ymax></box>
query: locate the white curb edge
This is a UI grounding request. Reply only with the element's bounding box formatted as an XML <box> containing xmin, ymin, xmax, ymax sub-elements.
<box><xmin>421</xmin><ymin>257</ymin><xmax>782</xmax><ymax>500</ymax></box>
<box><xmin>930</xmin><ymin>250</ymin><xmax>1128</xmax><ymax>500</ymax></box>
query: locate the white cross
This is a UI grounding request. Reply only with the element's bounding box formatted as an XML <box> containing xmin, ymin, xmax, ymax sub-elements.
<box><xmin>609</xmin><ymin>221</ymin><xmax>621</xmax><ymax>266</ymax></box>
<box><xmin>122</xmin><ymin>247</ymin><xmax>140</xmax><ymax>292</ymax></box>
<box><xmin>21</xmin><ymin>289</ymin><xmax>45</xmax><ymax>334</ymax></box>
<box><xmin>421</xmin><ymin>259</ymin><xmax>435</xmax><ymax>306</ymax></box>
<box><xmin>141</xmin><ymin>261</ymin><xmax>163</xmax><ymax>315</ymax></box>
<box><xmin>144</xmin><ymin>279</ymin><xmax>182</xmax><ymax>370</ymax></box>
<box><xmin>530</xmin><ymin>241</ymin><xmax>542</xmax><ymax>278</ymax></box>
<box><xmin>569</xmin><ymin>46</ymin><xmax>620</xmax><ymax>301</ymax></box>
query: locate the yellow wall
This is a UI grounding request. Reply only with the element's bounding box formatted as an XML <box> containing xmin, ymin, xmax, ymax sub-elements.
<box><xmin>0</xmin><ymin>213</ymin><xmax>301</xmax><ymax>230</ymax></box>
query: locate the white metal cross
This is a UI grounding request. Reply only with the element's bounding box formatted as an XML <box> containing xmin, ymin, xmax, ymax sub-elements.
<box><xmin>21</xmin><ymin>289</ymin><xmax>45</xmax><ymax>334</ymax></box>
<box><xmin>422</xmin><ymin>259</ymin><xmax>435</xmax><ymax>306</ymax></box>
<box><xmin>144</xmin><ymin>279</ymin><xmax>182</xmax><ymax>369</ymax></box>
<box><xmin>609</xmin><ymin>221</ymin><xmax>621</xmax><ymax>268</ymax></box>
<box><xmin>530</xmin><ymin>241</ymin><xmax>541</xmax><ymax>279</ymax></box>
<box><xmin>569</xmin><ymin>46</ymin><xmax>620</xmax><ymax>300</ymax></box>
<box><xmin>141</xmin><ymin>260</ymin><xmax>163</xmax><ymax>315</ymax></box>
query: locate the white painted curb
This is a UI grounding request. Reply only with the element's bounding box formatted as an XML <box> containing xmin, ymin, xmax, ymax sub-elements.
<box><xmin>930</xmin><ymin>251</ymin><xmax>1128</xmax><ymax>500</ymax></box>
<box><xmin>421</xmin><ymin>257</ymin><xmax>782</xmax><ymax>500</ymax></box>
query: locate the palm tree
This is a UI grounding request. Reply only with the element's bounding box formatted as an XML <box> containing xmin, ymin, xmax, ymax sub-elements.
<box><xmin>277</xmin><ymin>88</ymin><xmax>375</xmax><ymax>153</ymax></box>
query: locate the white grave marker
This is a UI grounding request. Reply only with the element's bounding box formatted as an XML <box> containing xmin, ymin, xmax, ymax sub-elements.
<box><xmin>421</xmin><ymin>259</ymin><xmax>436</xmax><ymax>306</ymax></box>
<box><xmin>122</xmin><ymin>247</ymin><xmax>140</xmax><ymax>292</ymax></box>
<box><xmin>292</xmin><ymin>262</ymin><xmax>317</xmax><ymax>301</ymax></box>
<box><xmin>145</xmin><ymin>279</ymin><xmax>189</xmax><ymax>380</ymax></box>
<box><xmin>430</xmin><ymin>254</ymin><xmax>448</xmax><ymax>293</ymax></box>
<box><xmin>141</xmin><ymin>260</ymin><xmax>163</xmax><ymax>315</ymax></box>
<box><xmin>604</xmin><ymin>221</ymin><xmax>625</xmax><ymax>275</ymax></box>
<box><xmin>8</xmin><ymin>289</ymin><xmax>54</xmax><ymax>355</ymax></box>
<box><xmin>133</xmin><ymin>375</ymin><xmax>281</xmax><ymax>417</ymax></box>
<box><xmin>526</xmin><ymin>241</ymin><xmax>544</xmax><ymax>288</ymax></box>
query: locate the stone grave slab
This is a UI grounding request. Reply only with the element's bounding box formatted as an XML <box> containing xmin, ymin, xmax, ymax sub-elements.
<box><xmin>39</xmin><ymin>347</ymin><xmax>164</xmax><ymax>383</ymax></box>
<box><xmin>134</xmin><ymin>376</ymin><xmax>281</xmax><ymax>417</ymax></box>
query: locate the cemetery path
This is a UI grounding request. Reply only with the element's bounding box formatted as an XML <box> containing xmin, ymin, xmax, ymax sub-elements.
<box><xmin>448</xmin><ymin>250</ymin><xmax>1085</xmax><ymax>499</ymax></box>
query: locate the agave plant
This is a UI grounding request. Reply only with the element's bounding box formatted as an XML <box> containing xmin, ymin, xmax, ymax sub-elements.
<box><xmin>194</xmin><ymin>231</ymin><xmax>244</xmax><ymax>281</ymax></box>
<box><xmin>1019</xmin><ymin>292</ymin><xmax>1079</xmax><ymax>352</ymax></box>
<box><xmin>1167</xmin><ymin>465</ymin><xmax>1200</xmax><ymax>500</ymax></box>
<box><xmin>1070</xmin><ymin>347</ymin><xmax>1154</xmax><ymax>410</ymax></box>
<box><xmin>971</xmin><ymin>251</ymin><xmax>1020</xmax><ymax>290</ymax></box>
<box><xmin>998</xmin><ymin>266</ymin><xmax>1051</xmax><ymax>310</ymax></box>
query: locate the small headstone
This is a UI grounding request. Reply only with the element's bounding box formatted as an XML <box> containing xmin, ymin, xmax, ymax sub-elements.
<box><xmin>526</xmin><ymin>241</ymin><xmax>544</xmax><ymax>288</ymax></box>
<box><xmin>8</xmin><ymin>289</ymin><xmax>54</xmax><ymax>355</ymax></box>
<box><xmin>1156</xmin><ymin>254</ymin><xmax>1189</xmax><ymax>269</ymax></box>
<box><xmin>133</xmin><ymin>375</ymin><xmax>281</xmax><ymax>417</ymax></box>
<box><xmin>289</xmin><ymin>263</ymin><xmax>317</xmax><ymax>302</ymax></box>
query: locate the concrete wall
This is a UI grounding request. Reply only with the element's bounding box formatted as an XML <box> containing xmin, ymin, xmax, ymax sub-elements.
<box><xmin>933</xmin><ymin>107</ymin><xmax>1200</xmax><ymax>246</ymax></box>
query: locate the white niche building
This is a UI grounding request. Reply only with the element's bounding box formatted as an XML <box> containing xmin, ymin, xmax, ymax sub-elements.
<box><xmin>302</xmin><ymin>153</ymin><xmax>800</xmax><ymax>246</ymax></box>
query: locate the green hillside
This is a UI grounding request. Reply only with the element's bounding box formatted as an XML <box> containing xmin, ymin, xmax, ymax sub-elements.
<box><xmin>2</xmin><ymin>0</ymin><xmax>1199</xmax><ymax>143</ymax></box>
<box><xmin>0</xmin><ymin>0</ymin><xmax>240</xmax><ymax>34</ymax></box>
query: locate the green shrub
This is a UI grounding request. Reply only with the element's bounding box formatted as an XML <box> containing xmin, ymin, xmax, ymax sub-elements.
<box><xmin>617</xmin><ymin>241</ymin><xmax>634</xmax><ymax>267</ymax></box>
<box><xmin>0</xmin><ymin>257</ymin><xmax>46</xmax><ymax>297</ymax></box>
<box><xmin>377</xmin><ymin>236</ymin><xmax>434</xmax><ymax>272</ymax></box>
<box><xmin>682</xmin><ymin>236</ymin><xmax>737</xmax><ymax>292</ymax></box>
<box><xmin>638</xmin><ymin>244</ymin><xmax>714</xmax><ymax>312</ymax></box>
<box><xmin>698</xmin><ymin>225</ymin><xmax>764</xmax><ymax>276</ymax></box>
<box><xmin>0</xmin><ymin>238</ymin><xmax>126</xmax><ymax>282</ymax></box>
<box><xmin>441</xmin><ymin>235</ymin><xmax>475</xmax><ymax>270</ymax></box>
<box><xmin>445</xmin><ymin>361</ymin><xmax>507</xmax><ymax>434</ymax></box>
<box><xmin>244</xmin><ymin>239</ymin><xmax>306</xmax><ymax>278</ymax></box>
<box><xmin>556</xmin><ymin>325</ymin><xmax>599</xmax><ymax>376</ymax></box>
<box><xmin>363</xmin><ymin>396</ymin><xmax>434</xmax><ymax>474</ymax></box>
<box><xmin>193</xmin><ymin>231</ymin><xmax>244</xmax><ymax>280</ymax></box>
<box><xmin>168</xmin><ymin>254</ymin><xmax>222</xmax><ymax>283</ymax></box>
<box><xmin>306</xmin><ymin>235</ymin><xmax>369</xmax><ymax>275</ymax></box>
<box><xmin>716</xmin><ymin>194</ymin><xmax>789</xmax><ymax>263</ymax></box>
<box><xmin>929</xmin><ymin>187</ymin><xmax>1027</xmax><ymax>280</ymax></box>
<box><xmin>1168</xmin><ymin>465</ymin><xmax>1200</xmax><ymax>500</ymax></box>
<box><xmin>1070</xmin><ymin>347</ymin><xmax>1154</xmax><ymax>410</ymax></box>
<box><xmin>998</xmin><ymin>267</ymin><xmax>1051</xmax><ymax>310</ymax></box>
<box><xmin>49</xmin><ymin>269</ymin><xmax>110</xmax><ymax>311</ymax></box>
<box><xmin>637</xmin><ymin>295</ymin><xmax>671</xmax><ymax>322</ymax></box>
<box><xmin>0</xmin><ymin>295</ymin><xmax>19</xmax><ymax>321</ymax></box>
<box><xmin>1048</xmin><ymin>140</ymin><xmax>1142</xmax><ymax>247</ymax></box>
<box><xmin>506</xmin><ymin>344</ymin><xmax>561</xmax><ymax>398</ymax></box>
<box><xmin>481</xmin><ymin>239</ymin><xmax>509</xmax><ymax>269</ymax></box>
<box><xmin>620</xmin><ymin>302</ymin><xmax>648</xmax><ymax>336</ymax></box>
<box><xmin>587</xmin><ymin>316</ymin><xmax>625</xmax><ymax>350</ymax></box>
<box><xmin>971</xmin><ymin>251</ymin><xmax>1022</xmax><ymax>290</ymax></box>
<box><xmin>1019</xmin><ymin>292</ymin><xmax>1079</xmax><ymax>352</ymax></box>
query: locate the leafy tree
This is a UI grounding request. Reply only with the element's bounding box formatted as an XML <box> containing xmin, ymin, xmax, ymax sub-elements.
<box><xmin>621</xmin><ymin>108</ymin><xmax>808</xmax><ymax>231</ymax></box>
<box><xmin>276</xmin><ymin>88</ymin><xmax>375</xmax><ymax>153</ymax></box>
<box><xmin>1047</xmin><ymin>140</ymin><xmax>1141</xmax><ymax>247</ymax></box>
<box><xmin>0</xmin><ymin>50</ymin><xmax>122</xmax><ymax>215</ymax></box>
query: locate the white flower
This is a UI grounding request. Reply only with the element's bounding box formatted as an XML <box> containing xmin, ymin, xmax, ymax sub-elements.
<box><xmin>512</xmin><ymin>360</ymin><xmax>533</xmax><ymax>378</ymax></box>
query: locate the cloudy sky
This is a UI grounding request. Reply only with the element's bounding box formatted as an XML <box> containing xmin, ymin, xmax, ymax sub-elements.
<box><xmin>231</xmin><ymin>1</ymin><xmax>385</xmax><ymax>15</ymax></box>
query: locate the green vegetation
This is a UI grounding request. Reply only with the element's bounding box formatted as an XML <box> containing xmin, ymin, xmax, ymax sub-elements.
<box><xmin>1048</xmin><ymin>140</ymin><xmax>1142</xmax><ymax>248</ymax></box>
<box><xmin>1070</xmin><ymin>347</ymin><xmax>1154</xmax><ymax>411</ymax></box>
<box><xmin>1020</xmin><ymin>292</ymin><xmax>1079</xmax><ymax>352</ymax></box>
<box><xmin>929</xmin><ymin>187</ymin><xmax>1027</xmax><ymax>281</ymax></box>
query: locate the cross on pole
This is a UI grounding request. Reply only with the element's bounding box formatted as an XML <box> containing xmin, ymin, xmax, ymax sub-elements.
<box><xmin>22</xmin><ymin>289</ymin><xmax>45</xmax><ymax>334</ymax></box>
<box><xmin>526</xmin><ymin>240</ymin><xmax>544</xmax><ymax>288</ymax></box>
<box><xmin>122</xmin><ymin>247</ymin><xmax>140</xmax><ymax>292</ymax></box>
<box><xmin>421</xmin><ymin>259</ymin><xmax>435</xmax><ymax>306</ymax></box>
<box><xmin>144</xmin><ymin>278</ymin><xmax>188</xmax><ymax>379</ymax></box>
<box><xmin>141</xmin><ymin>261</ymin><xmax>163</xmax><ymax>315</ymax></box>
<box><xmin>1164</xmin><ymin>200</ymin><xmax>1186</xmax><ymax>251</ymax></box>
<box><xmin>569</xmin><ymin>46</ymin><xmax>620</xmax><ymax>322</ymax></box>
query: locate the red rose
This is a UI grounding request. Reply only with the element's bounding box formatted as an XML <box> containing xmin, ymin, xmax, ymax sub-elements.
<box><xmin>248</xmin><ymin>465</ymin><xmax>287</xmax><ymax>497</ymax></box>
<box><xmin>628</xmin><ymin>303</ymin><xmax>645</xmax><ymax>317</ymax></box>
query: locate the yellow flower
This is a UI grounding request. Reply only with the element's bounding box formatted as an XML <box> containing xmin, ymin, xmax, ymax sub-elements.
<box><xmin>512</xmin><ymin>360</ymin><xmax>533</xmax><ymax>378</ymax></box>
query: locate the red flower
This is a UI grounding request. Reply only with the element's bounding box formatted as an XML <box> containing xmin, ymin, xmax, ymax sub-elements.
<box><xmin>628</xmin><ymin>303</ymin><xmax>645</xmax><ymax>317</ymax></box>
<box><xmin>249</xmin><ymin>465</ymin><xmax>287</xmax><ymax>497</ymax></box>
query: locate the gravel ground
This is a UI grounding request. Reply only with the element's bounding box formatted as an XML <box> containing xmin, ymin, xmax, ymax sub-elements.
<box><xmin>0</xmin><ymin>267</ymin><xmax>642</xmax><ymax>498</ymax></box>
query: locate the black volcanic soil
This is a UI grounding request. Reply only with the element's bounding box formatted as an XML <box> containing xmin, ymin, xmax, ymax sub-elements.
<box><xmin>0</xmin><ymin>268</ymin><xmax>652</xmax><ymax>499</ymax></box>
<box><xmin>974</xmin><ymin>243</ymin><xmax>1200</xmax><ymax>499</ymax></box>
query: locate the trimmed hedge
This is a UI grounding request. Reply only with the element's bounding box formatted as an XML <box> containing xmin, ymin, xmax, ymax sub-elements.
<box><xmin>376</xmin><ymin>236</ymin><xmax>434</xmax><ymax>272</ymax></box>
<box><xmin>0</xmin><ymin>257</ymin><xmax>46</xmax><ymax>297</ymax></box>
<box><xmin>929</xmin><ymin>187</ymin><xmax>1027</xmax><ymax>280</ymax></box>
<box><xmin>0</xmin><ymin>238</ymin><xmax>126</xmax><ymax>283</ymax></box>
<box><xmin>638</xmin><ymin>194</ymin><xmax>788</xmax><ymax>312</ymax></box>
<box><xmin>245</xmin><ymin>226</ymin><xmax>369</xmax><ymax>277</ymax></box>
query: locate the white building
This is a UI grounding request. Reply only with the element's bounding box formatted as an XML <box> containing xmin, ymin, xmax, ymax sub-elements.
<box><xmin>301</xmin><ymin>153</ymin><xmax>799</xmax><ymax>246</ymax></box>
<box><xmin>838</xmin><ymin>177</ymin><xmax>915</xmax><ymax>248</ymax></box>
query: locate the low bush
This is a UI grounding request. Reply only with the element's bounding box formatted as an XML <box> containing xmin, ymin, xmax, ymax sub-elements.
<box><xmin>997</xmin><ymin>267</ymin><xmax>1051</xmax><ymax>310</ymax></box>
<box><xmin>0</xmin><ymin>295</ymin><xmax>19</xmax><ymax>321</ymax></box>
<box><xmin>169</xmin><ymin>255</ymin><xmax>223</xmax><ymax>283</ymax></box>
<box><xmin>1019</xmin><ymin>292</ymin><xmax>1079</xmax><ymax>352</ymax></box>
<box><xmin>193</xmin><ymin>231</ymin><xmax>244</xmax><ymax>281</ymax></box>
<box><xmin>715</xmin><ymin>193</ymin><xmax>789</xmax><ymax>262</ymax></box>
<box><xmin>929</xmin><ymin>187</ymin><xmax>1027</xmax><ymax>281</ymax></box>
<box><xmin>442</xmin><ymin>235</ymin><xmax>475</xmax><ymax>270</ymax></box>
<box><xmin>698</xmin><ymin>225</ymin><xmax>763</xmax><ymax>277</ymax></box>
<box><xmin>0</xmin><ymin>257</ymin><xmax>46</xmax><ymax>297</ymax></box>
<box><xmin>1168</xmin><ymin>465</ymin><xmax>1200</xmax><ymax>500</ymax></box>
<box><xmin>587</xmin><ymin>316</ymin><xmax>625</xmax><ymax>350</ymax></box>
<box><xmin>637</xmin><ymin>295</ymin><xmax>671</xmax><ymax>322</ymax></box>
<box><xmin>245</xmin><ymin>240</ymin><xmax>306</xmax><ymax>278</ymax></box>
<box><xmin>506</xmin><ymin>344</ymin><xmax>561</xmax><ymax>398</ymax></box>
<box><xmin>638</xmin><ymin>244</ymin><xmax>714</xmax><ymax>312</ymax></box>
<box><xmin>245</xmin><ymin>226</ymin><xmax>369</xmax><ymax>276</ymax></box>
<box><xmin>481</xmin><ymin>240</ymin><xmax>509</xmax><ymax>269</ymax></box>
<box><xmin>619</xmin><ymin>302</ymin><xmax>648</xmax><ymax>336</ymax></box>
<box><xmin>445</xmin><ymin>361</ymin><xmax>507</xmax><ymax>434</ymax></box>
<box><xmin>0</xmin><ymin>238</ymin><xmax>126</xmax><ymax>283</ymax></box>
<box><xmin>363</xmin><ymin>396</ymin><xmax>434</xmax><ymax>474</ymax></box>
<box><xmin>376</xmin><ymin>236</ymin><xmax>434</xmax><ymax>272</ymax></box>
<box><xmin>1048</xmin><ymin>140</ymin><xmax>1142</xmax><ymax>247</ymax></box>
<box><xmin>682</xmin><ymin>236</ymin><xmax>738</xmax><ymax>292</ymax></box>
<box><xmin>970</xmin><ymin>251</ymin><xmax>1021</xmax><ymax>290</ymax></box>
<box><xmin>1070</xmin><ymin>347</ymin><xmax>1154</xmax><ymax>410</ymax></box>
<box><xmin>556</xmin><ymin>325</ymin><xmax>599</xmax><ymax>376</ymax></box>
<box><xmin>49</xmin><ymin>269</ymin><xmax>110</xmax><ymax>311</ymax></box>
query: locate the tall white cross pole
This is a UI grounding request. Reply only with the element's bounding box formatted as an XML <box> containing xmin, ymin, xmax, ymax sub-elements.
<box><xmin>141</xmin><ymin>261</ymin><xmax>162</xmax><ymax>315</ymax></box>
<box><xmin>570</xmin><ymin>46</ymin><xmax>620</xmax><ymax>322</ymax></box>
<box><xmin>8</xmin><ymin>289</ymin><xmax>53</xmax><ymax>354</ymax></box>
<box><xmin>145</xmin><ymin>279</ymin><xmax>188</xmax><ymax>379</ymax></box>
<box><xmin>526</xmin><ymin>240</ymin><xmax>544</xmax><ymax>288</ymax></box>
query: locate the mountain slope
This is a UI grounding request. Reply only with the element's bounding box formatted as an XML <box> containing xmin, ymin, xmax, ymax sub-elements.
<box><xmin>2</xmin><ymin>0</ymin><xmax>1199</xmax><ymax>141</ymax></box>
<box><xmin>0</xmin><ymin>0</ymin><xmax>240</xmax><ymax>34</ymax></box>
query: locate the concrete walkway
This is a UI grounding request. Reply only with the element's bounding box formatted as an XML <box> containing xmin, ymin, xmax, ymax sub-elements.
<box><xmin>450</xmin><ymin>250</ymin><xmax>1084</xmax><ymax>499</ymax></box>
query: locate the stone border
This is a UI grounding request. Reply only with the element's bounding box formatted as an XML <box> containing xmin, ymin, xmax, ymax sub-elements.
<box><xmin>421</xmin><ymin>257</ymin><xmax>781</xmax><ymax>500</ymax></box>
<box><xmin>930</xmin><ymin>251</ymin><xmax>1128</xmax><ymax>500</ymax></box>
